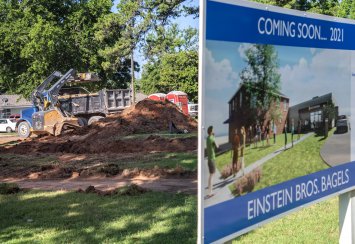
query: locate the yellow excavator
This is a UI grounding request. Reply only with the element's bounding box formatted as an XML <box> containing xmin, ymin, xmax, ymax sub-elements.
<box><xmin>17</xmin><ymin>69</ymin><xmax>100</xmax><ymax>138</ymax></box>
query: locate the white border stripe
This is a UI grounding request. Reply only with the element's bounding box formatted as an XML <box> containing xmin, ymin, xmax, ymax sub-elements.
<box><xmin>198</xmin><ymin>0</ymin><xmax>206</xmax><ymax>243</ymax></box>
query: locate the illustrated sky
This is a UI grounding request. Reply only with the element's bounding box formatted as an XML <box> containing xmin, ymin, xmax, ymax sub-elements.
<box><xmin>205</xmin><ymin>41</ymin><xmax>352</xmax><ymax>137</ymax></box>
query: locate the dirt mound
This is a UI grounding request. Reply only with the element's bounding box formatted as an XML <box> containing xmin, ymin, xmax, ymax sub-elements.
<box><xmin>71</xmin><ymin>98</ymin><xmax>197</xmax><ymax>137</ymax></box>
<box><xmin>0</xmin><ymin>99</ymin><xmax>197</xmax><ymax>154</ymax></box>
<box><xmin>77</xmin><ymin>184</ymin><xmax>149</xmax><ymax>196</ymax></box>
<box><xmin>4</xmin><ymin>136</ymin><xmax>196</xmax><ymax>154</ymax></box>
<box><xmin>102</xmin><ymin>99</ymin><xmax>197</xmax><ymax>133</ymax></box>
<box><xmin>0</xmin><ymin>183</ymin><xmax>21</xmax><ymax>194</ymax></box>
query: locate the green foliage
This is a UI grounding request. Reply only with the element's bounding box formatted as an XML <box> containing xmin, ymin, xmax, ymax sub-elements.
<box><xmin>252</xmin><ymin>0</ymin><xmax>355</xmax><ymax>18</ymax></box>
<box><xmin>139</xmin><ymin>24</ymin><xmax>198</xmax><ymax>102</ymax></box>
<box><xmin>0</xmin><ymin>0</ymin><xmax>197</xmax><ymax>98</ymax></box>
<box><xmin>94</xmin><ymin>0</ymin><xmax>191</xmax><ymax>80</ymax></box>
<box><xmin>140</xmin><ymin>50</ymin><xmax>198</xmax><ymax>102</ymax></box>
<box><xmin>323</xmin><ymin>101</ymin><xmax>336</xmax><ymax>126</ymax></box>
<box><xmin>240</xmin><ymin>44</ymin><xmax>281</xmax><ymax>121</ymax></box>
<box><xmin>0</xmin><ymin>0</ymin><xmax>119</xmax><ymax>97</ymax></box>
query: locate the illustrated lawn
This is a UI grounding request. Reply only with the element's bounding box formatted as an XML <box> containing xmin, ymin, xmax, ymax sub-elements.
<box><xmin>233</xmin><ymin>131</ymin><xmax>338</xmax><ymax>242</ymax></box>
<box><xmin>216</xmin><ymin>133</ymin><xmax>299</xmax><ymax>170</ymax></box>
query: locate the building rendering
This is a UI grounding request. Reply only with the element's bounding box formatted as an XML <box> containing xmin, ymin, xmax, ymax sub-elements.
<box><xmin>287</xmin><ymin>93</ymin><xmax>338</xmax><ymax>132</ymax></box>
<box><xmin>224</xmin><ymin>83</ymin><xmax>289</xmax><ymax>144</ymax></box>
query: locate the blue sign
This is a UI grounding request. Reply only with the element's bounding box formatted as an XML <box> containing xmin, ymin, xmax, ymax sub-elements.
<box><xmin>204</xmin><ymin>162</ymin><xmax>355</xmax><ymax>243</ymax></box>
<box><xmin>206</xmin><ymin>0</ymin><xmax>355</xmax><ymax>50</ymax></box>
<box><xmin>202</xmin><ymin>0</ymin><xmax>355</xmax><ymax>243</ymax></box>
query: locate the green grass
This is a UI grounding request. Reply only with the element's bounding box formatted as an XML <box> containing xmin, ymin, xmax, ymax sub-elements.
<box><xmin>125</xmin><ymin>152</ymin><xmax>197</xmax><ymax>170</ymax></box>
<box><xmin>116</xmin><ymin>132</ymin><xmax>197</xmax><ymax>140</ymax></box>
<box><xmin>253</xmin><ymin>132</ymin><xmax>332</xmax><ymax>191</ymax></box>
<box><xmin>232</xmin><ymin>130</ymin><xmax>337</xmax><ymax>242</ymax></box>
<box><xmin>0</xmin><ymin>190</ymin><xmax>197</xmax><ymax>243</ymax></box>
<box><xmin>216</xmin><ymin>133</ymin><xmax>299</xmax><ymax>170</ymax></box>
<box><xmin>235</xmin><ymin>196</ymin><xmax>338</xmax><ymax>243</ymax></box>
<box><xmin>0</xmin><ymin>152</ymin><xmax>197</xmax><ymax>178</ymax></box>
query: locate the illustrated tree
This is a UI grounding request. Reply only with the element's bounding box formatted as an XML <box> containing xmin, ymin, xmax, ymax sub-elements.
<box><xmin>323</xmin><ymin>101</ymin><xmax>336</xmax><ymax>128</ymax></box>
<box><xmin>139</xmin><ymin>25</ymin><xmax>198</xmax><ymax>102</ymax></box>
<box><xmin>239</xmin><ymin>44</ymin><xmax>281</xmax><ymax>124</ymax></box>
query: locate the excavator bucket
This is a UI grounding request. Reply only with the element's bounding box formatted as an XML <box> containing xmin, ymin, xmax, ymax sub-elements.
<box><xmin>74</xmin><ymin>73</ymin><xmax>101</xmax><ymax>83</ymax></box>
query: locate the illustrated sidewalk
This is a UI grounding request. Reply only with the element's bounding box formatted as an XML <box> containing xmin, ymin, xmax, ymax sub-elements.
<box><xmin>204</xmin><ymin>132</ymin><xmax>313</xmax><ymax>207</ymax></box>
<box><xmin>320</xmin><ymin>131</ymin><xmax>351</xmax><ymax>166</ymax></box>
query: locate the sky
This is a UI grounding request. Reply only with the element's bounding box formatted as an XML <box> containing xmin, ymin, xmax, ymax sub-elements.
<box><xmin>111</xmin><ymin>0</ymin><xmax>199</xmax><ymax>78</ymax></box>
<box><xmin>205</xmin><ymin>41</ymin><xmax>353</xmax><ymax>136</ymax></box>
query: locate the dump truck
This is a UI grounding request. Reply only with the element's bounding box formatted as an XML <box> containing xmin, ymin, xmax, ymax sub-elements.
<box><xmin>58</xmin><ymin>87</ymin><xmax>131</xmax><ymax>125</ymax></box>
<box><xmin>17</xmin><ymin>69</ymin><xmax>132</xmax><ymax>138</ymax></box>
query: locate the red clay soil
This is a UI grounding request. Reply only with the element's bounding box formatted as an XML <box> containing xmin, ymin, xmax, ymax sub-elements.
<box><xmin>0</xmin><ymin>99</ymin><xmax>197</xmax><ymax>154</ymax></box>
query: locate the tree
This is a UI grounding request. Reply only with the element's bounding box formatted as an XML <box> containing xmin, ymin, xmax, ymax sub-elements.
<box><xmin>252</xmin><ymin>0</ymin><xmax>355</xmax><ymax>17</ymax></box>
<box><xmin>94</xmin><ymin>0</ymin><xmax>195</xmax><ymax>102</ymax></box>
<box><xmin>140</xmin><ymin>50</ymin><xmax>198</xmax><ymax>102</ymax></box>
<box><xmin>0</xmin><ymin>0</ymin><xmax>118</xmax><ymax>98</ymax></box>
<box><xmin>139</xmin><ymin>25</ymin><xmax>198</xmax><ymax>102</ymax></box>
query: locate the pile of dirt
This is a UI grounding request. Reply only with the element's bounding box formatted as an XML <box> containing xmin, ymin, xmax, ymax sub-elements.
<box><xmin>97</xmin><ymin>98</ymin><xmax>197</xmax><ymax>134</ymax></box>
<box><xmin>0</xmin><ymin>99</ymin><xmax>197</xmax><ymax>154</ymax></box>
<box><xmin>77</xmin><ymin>184</ymin><xmax>149</xmax><ymax>196</ymax></box>
<box><xmin>0</xmin><ymin>183</ymin><xmax>21</xmax><ymax>194</ymax></box>
<box><xmin>23</xmin><ymin>164</ymin><xmax>196</xmax><ymax>180</ymax></box>
<box><xmin>121</xmin><ymin>165</ymin><xmax>196</xmax><ymax>178</ymax></box>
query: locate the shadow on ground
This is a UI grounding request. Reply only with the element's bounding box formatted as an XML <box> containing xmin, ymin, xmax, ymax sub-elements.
<box><xmin>0</xmin><ymin>190</ymin><xmax>197</xmax><ymax>243</ymax></box>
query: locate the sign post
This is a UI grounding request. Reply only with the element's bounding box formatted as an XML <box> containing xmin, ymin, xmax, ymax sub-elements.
<box><xmin>339</xmin><ymin>190</ymin><xmax>355</xmax><ymax>244</ymax></box>
<box><xmin>199</xmin><ymin>0</ymin><xmax>355</xmax><ymax>243</ymax></box>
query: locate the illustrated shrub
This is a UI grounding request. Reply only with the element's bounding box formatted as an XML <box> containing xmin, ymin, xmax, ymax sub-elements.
<box><xmin>233</xmin><ymin>168</ymin><xmax>262</xmax><ymax>195</ymax></box>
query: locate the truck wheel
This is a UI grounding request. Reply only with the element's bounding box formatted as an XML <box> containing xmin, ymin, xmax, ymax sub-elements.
<box><xmin>17</xmin><ymin>121</ymin><xmax>31</xmax><ymax>138</ymax></box>
<box><xmin>88</xmin><ymin>116</ymin><xmax>104</xmax><ymax>125</ymax></box>
<box><xmin>77</xmin><ymin>117</ymin><xmax>88</xmax><ymax>127</ymax></box>
<box><xmin>6</xmin><ymin>127</ymin><xmax>12</xmax><ymax>133</ymax></box>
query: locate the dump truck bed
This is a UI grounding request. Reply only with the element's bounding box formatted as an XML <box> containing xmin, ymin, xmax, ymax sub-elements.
<box><xmin>59</xmin><ymin>89</ymin><xmax>131</xmax><ymax>116</ymax></box>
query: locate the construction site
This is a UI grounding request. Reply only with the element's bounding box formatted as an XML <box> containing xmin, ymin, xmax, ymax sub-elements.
<box><xmin>0</xmin><ymin>98</ymin><xmax>198</xmax><ymax>194</ymax></box>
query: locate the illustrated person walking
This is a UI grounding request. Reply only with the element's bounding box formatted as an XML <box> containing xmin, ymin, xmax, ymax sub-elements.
<box><xmin>206</xmin><ymin>126</ymin><xmax>218</xmax><ymax>198</ymax></box>
<box><xmin>291</xmin><ymin>119</ymin><xmax>295</xmax><ymax>147</ymax></box>
<box><xmin>240</xmin><ymin>126</ymin><xmax>246</xmax><ymax>175</ymax></box>
<box><xmin>256</xmin><ymin>124</ymin><xmax>261</xmax><ymax>146</ymax></box>
<box><xmin>273</xmin><ymin>121</ymin><xmax>277</xmax><ymax>144</ymax></box>
<box><xmin>284</xmin><ymin>121</ymin><xmax>288</xmax><ymax>149</ymax></box>
<box><xmin>232</xmin><ymin>128</ymin><xmax>240</xmax><ymax>177</ymax></box>
<box><xmin>266</xmin><ymin>123</ymin><xmax>270</xmax><ymax>146</ymax></box>
<box><xmin>248</xmin><ymin>125</ymin><xmax>253</xmax><ymax>147</ymax></box>
<box><xmin>254</xmin><ymin>124</ymin><xmax>258</xmax><ymax>148</ymax></box>
<box><xmin>297</xmin><ymin>120</ymin><xmax>302</xmax><ymax>140</ymax></box>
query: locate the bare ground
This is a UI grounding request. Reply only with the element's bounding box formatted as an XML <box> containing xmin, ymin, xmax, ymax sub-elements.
<box><xmin>0</xmin><ymin>100</ymin><xmax>198</xmax><ymax>194</ymax></box>
<box><xmin>1</xmin><ymin>175</ymin><xmax>197</xmax><ymax>194</ymax></box>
